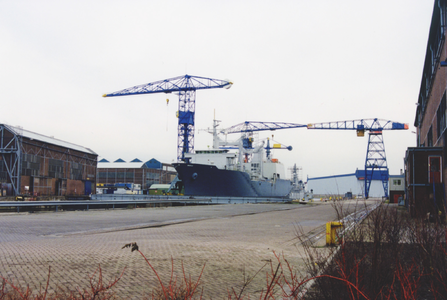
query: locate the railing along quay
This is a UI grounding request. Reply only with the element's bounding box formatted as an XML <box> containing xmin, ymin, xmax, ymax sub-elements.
<box><xmin>0</xmin><ymin>194</ymin><xmax>291</xmax><ymax>213</ymax></box>
<box><xmin>91</xmin><ymin>194</ymin><xmax>291</xmax><ymax>203</ymax></box>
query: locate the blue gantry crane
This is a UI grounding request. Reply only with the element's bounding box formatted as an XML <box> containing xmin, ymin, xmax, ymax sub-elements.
<box><xmin>103</xmin><ymin>75</ymin><xmax>232</xmax><ymax>161</ymax></box>
<box><xmin>307</xmin><ymin>118</ymin><xmax>409</xmax><ymax>199</ymax></box>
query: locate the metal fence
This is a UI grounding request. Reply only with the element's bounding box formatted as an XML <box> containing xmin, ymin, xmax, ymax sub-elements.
<box><xmin>0</xmin><ymin>194</ymin><xmax>291</xmax><ymax>213</ymax></box>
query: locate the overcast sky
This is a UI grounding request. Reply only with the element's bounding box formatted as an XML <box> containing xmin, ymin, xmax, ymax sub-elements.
<box><xmin>0</xmin><ymin>0</ymin><xmax>434</xmax><ymax>180</ymax></box>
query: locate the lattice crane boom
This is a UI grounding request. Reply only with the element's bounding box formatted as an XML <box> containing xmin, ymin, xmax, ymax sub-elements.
<box><xmin>103</xmin><ymin>75</ymin><xmax>232</xmax><ymax>161</ymax></box>
<box><xmin>307</xmin><ymin>118</ymin><xmax>409</xmax><ymax>132</ymax></box>
<box><xmin>102</xmin><ymin>75</ymin><xmax>232</xmax><ymax>97</ymax></box>
<box><xmin>306</xmin><ymin>118</ymin><xmax>409</xmax><ymax>199</ymax></box>
<box><xmin>224</xmin><ymin>121</ymin><xmax>307</xmax><ymax>134</ymax></box>
<box><xmin>215</xmin><ymin>121</ymin><xmax>306</xmax><ymax>161</ymax></box>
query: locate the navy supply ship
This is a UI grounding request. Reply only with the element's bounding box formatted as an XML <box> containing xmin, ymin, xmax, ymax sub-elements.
<box><xmin>173</xmin><ymin>120</ymin><xmax>294</xmax><ymax>197</ymax></box>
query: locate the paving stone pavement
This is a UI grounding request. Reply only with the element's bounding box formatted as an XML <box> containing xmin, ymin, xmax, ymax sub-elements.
<box><xmin>0</xmin><ymin>201</ymin><xmax>377</xmax><ymax>299</ymax></box>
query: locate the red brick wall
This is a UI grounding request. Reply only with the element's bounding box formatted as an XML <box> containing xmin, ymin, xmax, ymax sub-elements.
<box><xmin>419</xmin><ymin>45</ymin><xmax>447</xmax><ymax>146</ymax></box>
<box><xmin>20</xmin><ymin>176</ymin><xmax>31</xmax><ymax>195</ymax></box>
<box><xmin>66</xmin><ymin>179</ymin><xmax>85</xmax><ymax>195</ymax></box>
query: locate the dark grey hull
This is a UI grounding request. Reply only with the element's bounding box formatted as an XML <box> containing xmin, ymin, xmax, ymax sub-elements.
<box><xmin>173</xmin><ymin>163</ymin><xmax>293</xmax><ymax>198</ymax></box>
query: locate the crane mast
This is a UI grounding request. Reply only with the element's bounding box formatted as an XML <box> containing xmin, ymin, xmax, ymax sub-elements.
<box><xmin>103</xmin><ymin>75</ymin><xmax>232</xmax><ymax>161</ymax></box>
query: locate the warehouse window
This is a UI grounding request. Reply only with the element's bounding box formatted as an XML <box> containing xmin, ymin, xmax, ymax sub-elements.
<box><xmin>106</xmin><ymin>171</ymin><xmax>116</xmax><ymax>179</ymax></box>
<box><xmin>49</xmin><ymin>159</ymin><xmax>64</xmax><ymax>178</ymax></box>
<box><xmin>146</xmin><ymin>172</ymin><xmax>160</xmax><ymax>186</ymax></box>
<box><xmin>146</xmin><ymin>172</ymin><xmax>160</xmax><ymax>180</ymax></box>
<box><xmin>22</xmin><ymin>154</ymin><xmax>40</xmax><ymax>177</ymax></box>
<box><xmin>70</xmin><ymin>162</ymin><xmax>83</xmax><ymax>180</ymax></box>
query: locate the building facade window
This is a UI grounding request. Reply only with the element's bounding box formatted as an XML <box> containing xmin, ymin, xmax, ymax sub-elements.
<box><xmin>428</xmin><ymin>126</ymin><xmax>434</xmax><ymax>147</ymax></box>
<box><xmin>49</xmin><ymin>159</ymin><xmax>64</xmax><ymax>178</ymax></box>
<box><xmin>393</xmin><ymin>179</ymin><xmax>402</xmax><ymax>186</ymax></box>
<box><xmin>22</xmin><ymin>154</ymin><xmax>40</xmax><ymax>177</ymax></box>
<box><xmin>437</xmin><ymin>92</ymin><xmax>446</xmax><ymax>141</ymax></box>
<box><xmin>70</xmin><ymin>162</ymin><xmax>83</xmax><ymax>180</ymax></box>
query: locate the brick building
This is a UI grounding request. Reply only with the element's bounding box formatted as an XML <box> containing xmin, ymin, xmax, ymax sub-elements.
<box><xmin>0</xmin><ymin>124</ymin><xmax>97</xmax><ymax>198</ymax></box>
<box><xmin>409</xmin><ymin>0</ymin><xmax>447</xmax><ymax>219</ymax></box>
<box><xmin>96</xmin><ymin>158</ymin><xmax>176</xmax><ymax>192</ymax></box>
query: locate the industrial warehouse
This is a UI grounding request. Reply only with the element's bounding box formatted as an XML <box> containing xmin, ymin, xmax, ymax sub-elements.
<box><xmin>0</xmin><ymin>124</ymin><xmax>97</xmax><ymax>198</ymax></box>
<box><xmin>307</xmin><ymin>170</ymin><xmax>398</xmax><ymax>199</ymax></box>
<box><xmin>96</xmin><ymin>158</ymin><xmax>176</xmax><ymax>194</ymax></box>
<box><xmin>0</xmin><ymin>123</ymin><xmax>178</xmax><ymax>199</ymax></box>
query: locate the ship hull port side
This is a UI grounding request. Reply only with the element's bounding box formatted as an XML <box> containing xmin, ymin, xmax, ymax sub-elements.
<box><xmin>174</xmin><ymin>162</ymin><xmax>293</xmax><ymax>198</ymax></box>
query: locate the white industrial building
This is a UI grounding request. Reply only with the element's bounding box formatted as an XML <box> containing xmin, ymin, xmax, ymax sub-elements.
<box><xmin>307</xmin><ymin>170</ymin><xmax>386</xmax><ymax>198</ymax></box>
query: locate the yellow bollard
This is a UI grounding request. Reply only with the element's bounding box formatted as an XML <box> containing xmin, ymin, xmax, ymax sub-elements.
<box><xmin>326</xmin><ymin>221</ymin><xmax>343</xmax><ymax>246</ymax></box>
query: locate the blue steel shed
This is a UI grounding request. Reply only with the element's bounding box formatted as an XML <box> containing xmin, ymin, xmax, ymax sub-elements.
<box><xmin>142</xmin><ymin>158</ymin><xmax>163</xmax><ymax>169</ymax></box>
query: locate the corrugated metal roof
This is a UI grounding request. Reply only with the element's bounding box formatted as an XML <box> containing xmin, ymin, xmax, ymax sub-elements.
<box><xmin>97</xmin><ymin>162</ymin><xmax>144</xmax><ymax>169</ymax></box>
<box><xmin>4</xmin><ymin>124</ymin><xmax>97</xmax><ymax>155</ymax></box>
<box><xmin>97</xmin><ymin>158</ymin><xmax>175</xmax><ymax>171</ymax></box>
<box><xmin>142</xmin><ymin>158</ymin><xmax>162</xmax><ymax>169</ymax></box>
<box><xmin>307</xmin><ymin>170</ymin><xmax>389</xmax><ymax>181</ymax></box>
<box><xmin>355</xmin><ymin>170</ymin><xmax>388</xmax><ymax>180</ymax></box>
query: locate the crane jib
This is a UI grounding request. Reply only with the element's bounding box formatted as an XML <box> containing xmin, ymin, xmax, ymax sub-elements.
<box><xmin>102</xmin><ymin>74</ymin><xmax>232</xmax><ymax>162</ymax></box>
<box><xmin>392</xmin><ymin>122</ymin><xmax>409</xmax><ymax>130</ymax></box>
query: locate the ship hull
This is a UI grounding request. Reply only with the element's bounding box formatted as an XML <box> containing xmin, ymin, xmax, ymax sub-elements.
<box><xmin>173</xmin><ymin>163</ymin><xmax>293</xmax><ymax>198</ymax></box>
